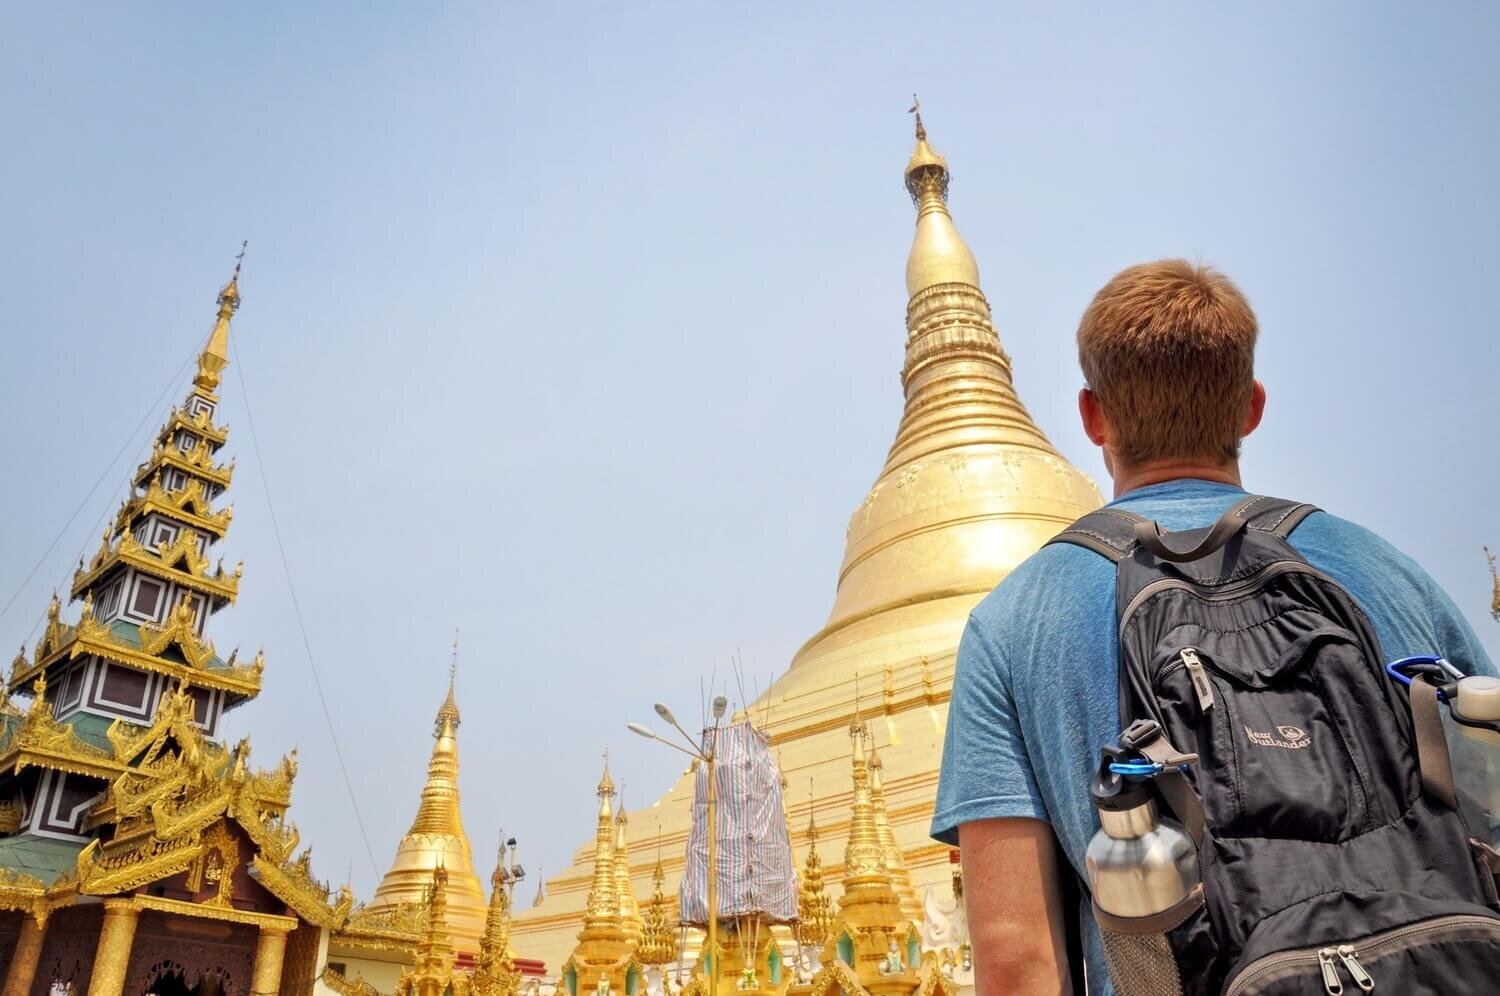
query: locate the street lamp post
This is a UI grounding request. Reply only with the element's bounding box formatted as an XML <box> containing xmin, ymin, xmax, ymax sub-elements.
<box><xmin>629</xmin><ymin>695</ymin><xmax>728</xmax><ymax>994</ymax></box>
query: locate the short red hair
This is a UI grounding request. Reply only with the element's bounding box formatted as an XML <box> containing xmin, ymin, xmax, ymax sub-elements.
<box><xmin>1077</xmin><ymin>260</ymin><xmax>1258</xmax><ymax>465</ymax></box>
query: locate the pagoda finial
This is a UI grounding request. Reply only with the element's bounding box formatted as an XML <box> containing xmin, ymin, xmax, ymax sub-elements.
<box><xmin>901</xmin><ymin>101</ymin><xmax>980</xmax><ymax>297</ymax></box>
<box><xmin>194</xmin><ymin>243</ymin><xmax>245</xmax><ymax>395</ymax></box>
<box><xmin>908</xmin><ymin>93</ymin><xmax>925</xmax><ymax>141</ymax></box>
<box><xmin>435</xmin><ymin>638</ymin><xmax>461</xmax><ymax>735</ymax></box>
<box><xmin>597</xmin><ymin>748</ymin><xmax>615</xmax><ymax>801</ymax></box>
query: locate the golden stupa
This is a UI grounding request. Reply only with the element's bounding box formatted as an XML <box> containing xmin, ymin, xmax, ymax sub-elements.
<box><xmin>368</xmin><ymin>670</ymin><xmax>490</xmax><ymax>956</ymax></box>
<box><xmin>510</xmin><ymin>106</ymin><xmax>1102</xmax><ymax>972</ymax></box>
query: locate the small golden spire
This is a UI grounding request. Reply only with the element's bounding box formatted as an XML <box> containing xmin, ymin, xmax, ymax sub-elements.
<box><xmin>868</xmin><ymin>741</ymin><xmax>918</xmax><ymax>912</ymax></box>
<box><xmin>797</xmin><ymin>785</ymin><xmax>835</xmax><ymax>948</ymax></box>
<box><xmin>638</xmin><ymin>851</ymin><xmax>674</xmax><ymax>966</ymax></box>
<box><xmin>582</xmin><ymin>752</ymin><xmax>622</xmax><ymax>925</ymax></box>
<box><xmin>369</xmin><ymin>671</ymin><xmax>488</xmax><ymax>954</ymax></box>
<box><xmin>194</xmin><ymin>242</ymin><xmax>245</xmax><ymax>395</ymax></box>
<box><xmin>615</xmin><ymin>783</ymin><xmax>643</xmax><ymax>944</ymax></box>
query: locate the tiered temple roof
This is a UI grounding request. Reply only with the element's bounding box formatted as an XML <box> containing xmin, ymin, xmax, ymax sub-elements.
<box><xmin>0</xmin><ymin>260</ymin><xmax>357</xmax><ymax>996</ymax></box>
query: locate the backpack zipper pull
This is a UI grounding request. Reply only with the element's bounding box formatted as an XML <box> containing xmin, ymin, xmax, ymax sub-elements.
<box><xmin>1336</xmin><ymin>945</ymin><xmax>1375</xmax><ymax>991</ymax></box>
<box><xmin>1318</xmin><ymin>948</ymin><xmax>1344</xmax><ymax>995</ymax></box>
<box><xmin>1180</xmin><ymin>647</ymin><xmax>1215</xmax><ymax>711</ymax></box>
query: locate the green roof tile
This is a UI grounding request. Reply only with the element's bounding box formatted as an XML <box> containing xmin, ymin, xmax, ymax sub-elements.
<box><xmin>63</xmin><ymin>713</ymin><xmax>116</xmax><ymax>753</ymax></box>
<box><xmin>0</xmin><ymin>835</ymin><xmax>85</xmax><ymax>885</ymax></box>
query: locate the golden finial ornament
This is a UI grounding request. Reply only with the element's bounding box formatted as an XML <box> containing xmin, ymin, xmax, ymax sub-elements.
<box><xmin>194</xmin><ymin>243</ymin><xmax>245</xmax><ymax>395</ymax></box>
<box><xmin>902</xmin><ymin>101</ymin><xmax>976</xmax><ymax>295</ymax></box>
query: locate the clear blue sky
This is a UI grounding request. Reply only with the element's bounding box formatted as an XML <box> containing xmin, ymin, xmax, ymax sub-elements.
<box><xmin>1</xmin><ymin>3</ymin><xmax>1496</xmax><ymax>901</ymax></box>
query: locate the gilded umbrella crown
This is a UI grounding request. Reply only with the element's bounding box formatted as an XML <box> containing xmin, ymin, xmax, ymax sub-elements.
<box><xmin>435</xmin><ymin>672</ymin><xmax>461</xmax><ymax>734</ymax></box>
<box><xmin>902</xmin><ymin>102</ymin><xmax>979</xmax><ymax>296</ymax></box>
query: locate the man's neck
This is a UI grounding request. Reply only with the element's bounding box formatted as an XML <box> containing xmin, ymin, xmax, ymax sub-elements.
<box><xmin>1110</xmin><ymin>458</ymin><xmax>1242</xmax><ymax>499</ymax></box>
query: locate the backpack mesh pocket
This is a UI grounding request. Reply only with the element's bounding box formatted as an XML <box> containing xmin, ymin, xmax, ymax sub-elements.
<box><xmin>1100</xmin><ymin>929</ymin><xmax>1183</xmax><ymax>996</ymax></box>
<box><xmin>1094</xmin><ymin>885</ymin><xmax>1204</xmax><ymax>996</ymax></box>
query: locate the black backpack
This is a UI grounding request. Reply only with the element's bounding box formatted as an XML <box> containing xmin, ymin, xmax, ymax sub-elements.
<box><xmin>1050</xmin><ymin>495</ymin><xmax>1500</xmax><ymax>995</ymax></box>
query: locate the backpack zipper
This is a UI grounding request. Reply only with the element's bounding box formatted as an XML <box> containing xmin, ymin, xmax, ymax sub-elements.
<box><xmin>1178</xmin><ymin>647</ymin><xmax>1215</xmax><ymax>711</ymax></box>
<box><xmin>1119</xmin><ymin>560</ymin><xmax>1340</xmax><ymax>638</ymax></box>
<box><xmin>1316</xmin><ymin>948</ymin><xmax>1343</xmax><ymax>994</ymax></box>
<box><xmin>1224</xmin><ymin>914</ymin><xmax>1500</xmax><ymax>995</ymax></box>
<box><xmin>1336</xmin><ymin>945</ymin><xmax>1375</xmax><ymax>991</ymax></box>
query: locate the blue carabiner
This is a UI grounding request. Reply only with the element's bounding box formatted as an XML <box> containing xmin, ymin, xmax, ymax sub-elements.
<box><xmin>1385</xmin><ymin>655</ymin><xmax>1464</xmax><ymax>689</ymax></box>
<box><xmin>1108</xmin><ymin>760</ymin><xmax>1166</xmax><ymax>778</ymax></box>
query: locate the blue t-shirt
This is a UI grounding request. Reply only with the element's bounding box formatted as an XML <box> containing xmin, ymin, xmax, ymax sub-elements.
<box><xmin>930</xmin><ymin>479</ymin><xmax>1495</xmax><ymax>995</ymax></box>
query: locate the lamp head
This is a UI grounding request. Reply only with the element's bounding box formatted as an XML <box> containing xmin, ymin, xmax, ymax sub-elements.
<box><xmin>712</xmin><ymin>695</ymin><xmax>728</xmax><ymax>720</ymax></box>
<box><xmin>627</xmin><ymin>722</ymin><xmax>656</xmax><ymax>740</ymax></box>
<box><xmin>653</xmin><ymin>702</ymin><xmax>676</xmax><ymax>725</ymax></box>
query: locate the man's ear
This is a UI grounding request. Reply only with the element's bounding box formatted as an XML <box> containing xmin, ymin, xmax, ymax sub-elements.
<box><xmin>1079</xmin><ymin>388</ymin><xmax>1109</xmax><ymax>446</ymax></box>
<box><xmin>1242</xmin><ymin>379</ymin><xmax>1267</xmax><ymax>437</ymax></box>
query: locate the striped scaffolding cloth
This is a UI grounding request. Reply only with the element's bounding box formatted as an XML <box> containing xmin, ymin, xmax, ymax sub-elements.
<box><xmin>677</xmin><ymin>720</ymin><xmax>799</xmax><ymax>925</ymax></box>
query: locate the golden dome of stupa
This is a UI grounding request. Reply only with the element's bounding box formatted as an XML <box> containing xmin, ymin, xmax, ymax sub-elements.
<box><xmin>511</xmin><ymin>107</ymin><xmax>1101</xmax><ymax>972</ymax></box>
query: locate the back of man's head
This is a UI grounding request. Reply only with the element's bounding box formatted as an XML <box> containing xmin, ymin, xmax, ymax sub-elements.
<box><xmin>1078</xmin><ymin>259</ymin><xmax>1258</xmax><ymax>467</ymax></box>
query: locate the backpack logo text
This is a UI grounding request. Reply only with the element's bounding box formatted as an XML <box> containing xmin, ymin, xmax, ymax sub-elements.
<box><xmin>1244</xmin><ymin>724</ymin><xmax>1311</xmax><ymax>749</ymax></box>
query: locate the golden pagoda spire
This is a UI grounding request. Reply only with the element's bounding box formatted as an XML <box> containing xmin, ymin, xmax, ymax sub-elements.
<box><xmin>583</xmin><ymin>752</ymin><xmax>621</xmax><ymax>924</ymax></box>
<box><xmin>867</xmin><ymin>741</ymin><xmax>918</xmax><ymax>914</ymax></box>
<box><xmin>796</xmin><ymin>791</ymin><xmax>835</xmax><ymax>948</ymax></box>
<box><xmin>614</xmin><ymin>785</ymin><xmax>643</xmax><ymax>945</ymax></box>
<box><xmin>399</xmin><ymin>862</ymin><xmax>458</xmax><ymax>996</ymax></box>
<box><xmin>565</xmin><ymin>751</ymin><xmax>638</xmax><ymax>996</ymax></box>
<box><xmin>842</xmin><ymin>720</ymin><xmax>888</xmax><ymax>889</ymax></box>
<box><xmin>194</xmin><ymin>241</ymin><xmax>245</xmax><ymax>396</ymax></box>
<box><xmin>767</xmin><ymin>100</ymin><xmax>1101</xmax><ymax>664</ymax></box>
<box><xmin>828</xmin><ymin>721</ymin><xmax>918</xmax><ymax>987</ymax></box>
<box><xmin>369</xmin><ymin>671</ymin><xmax>488</xmax><ymax>955</ymax></box>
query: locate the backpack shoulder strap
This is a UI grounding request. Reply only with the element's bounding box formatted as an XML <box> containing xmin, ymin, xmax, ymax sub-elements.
<box><xmin>1048</xmin><ymin>495</ymin><xmax>1321</xmax><ymax>564</ymax></box>
<box><xmin>1046</xmin><ymin>509</ymin><xmax>1146</xmax><ymax>563</ymax></box>
<box><xmin>1236</xmin><ymin>495</ymin><xmax>1321</xmax><ymax>539</ymax></box>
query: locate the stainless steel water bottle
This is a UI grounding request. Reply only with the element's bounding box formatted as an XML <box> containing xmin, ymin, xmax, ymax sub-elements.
<box><xmin>1085</xmin><ymin>744</ymin><xmax>1200</xmax><ymax>917</ymax></box>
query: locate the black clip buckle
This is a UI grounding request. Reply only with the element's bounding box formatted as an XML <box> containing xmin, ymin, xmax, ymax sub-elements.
<box><xmin>1119</xmin><ymin>718</ymin><xmax>1199</xmax><ymax>767</ymax></box>
<box><xmin>1119</xmin><ymin>719</ymin><xmax>1161</xmax><ymax>751</ymax></box>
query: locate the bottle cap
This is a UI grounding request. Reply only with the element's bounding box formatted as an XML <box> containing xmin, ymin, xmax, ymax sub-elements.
<box><xmin>1454</xmin><ymin>675</ymin><xmax>1500</xmax><ymax>723</ymax></box>
<box><xmin>1092</xmin><ymin>743</ymin><xmax>1156</xmax><ymax>812</ymax></box>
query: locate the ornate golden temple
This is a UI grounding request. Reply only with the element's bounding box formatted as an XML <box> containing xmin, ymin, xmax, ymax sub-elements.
<box><xmin>510</xmin><ymin>106</ymin><xmax>1101</xmax><ymax>978</ymax></box>
<box><xmin>0</xmin><ymin>106</ymin><xmax>1099</xmax><ymax>994</ymax></box>
<box><xmin>0</xmin><ymin>264</ymin><xmax>354</xmax><ymax>994</ymax></box>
